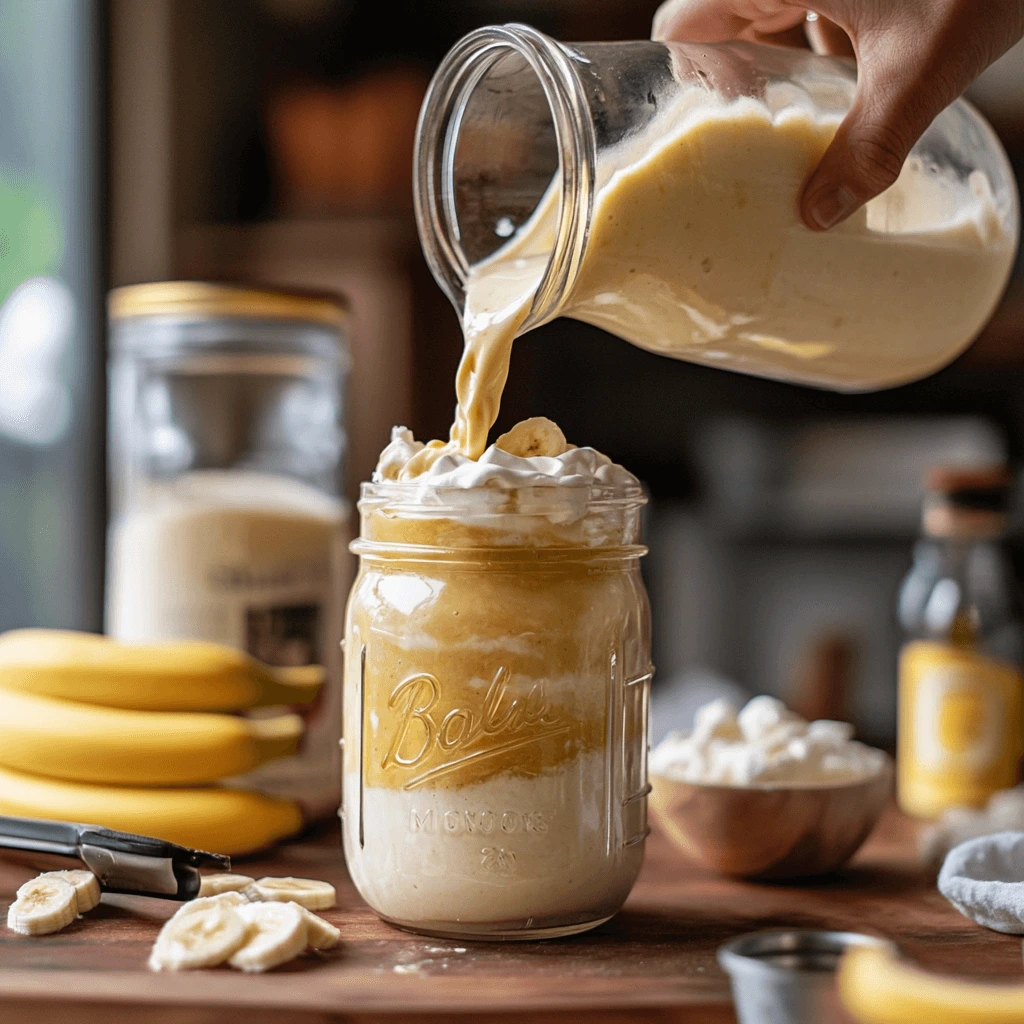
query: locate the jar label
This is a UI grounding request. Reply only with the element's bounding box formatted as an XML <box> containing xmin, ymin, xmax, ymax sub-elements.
<box><xmin>379</xmin><ymin>667</ymin><xmax>572</xmax><ymax>790</ymax></box>
<box><xmin>898</xmin><ymin>639</ymin><xmax>1024</xmax><ymax>817</ymax></box>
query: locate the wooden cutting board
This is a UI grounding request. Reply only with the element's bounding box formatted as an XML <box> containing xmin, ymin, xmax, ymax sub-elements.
<box><xmin>0</xmin><ymin>807</ymin><xmax>1019</xmax><ymax>1023</ymax></box>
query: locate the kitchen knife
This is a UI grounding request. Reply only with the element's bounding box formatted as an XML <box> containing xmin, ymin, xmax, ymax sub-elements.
<box><xmin>0</xmin><ymin>814</ymin><xmax>230</xmax><ymax>900</ymax></box>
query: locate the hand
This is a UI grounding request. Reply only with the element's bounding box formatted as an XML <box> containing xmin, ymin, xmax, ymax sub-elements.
<box><xmin>652</xmin><ymin>0</ymin><xmax>1024</xmax><ymax>230</ymax></box>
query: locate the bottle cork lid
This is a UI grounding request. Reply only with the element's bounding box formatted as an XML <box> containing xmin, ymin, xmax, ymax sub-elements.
<box><xmin>923</xmin><ymin>464</ymin><xmax>1011</xmax><ymax>538</ymax></box>
<box><xmin>925</xmin><ymin>465</ymin><xmax>1012</xmax><ymax>496</ymax></box>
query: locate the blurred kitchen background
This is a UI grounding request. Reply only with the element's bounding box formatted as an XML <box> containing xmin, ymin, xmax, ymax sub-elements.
<box><xmin>3</xmin><ymin>0</ymin><xmax>1024</xmax><ymax>749</ymax></box>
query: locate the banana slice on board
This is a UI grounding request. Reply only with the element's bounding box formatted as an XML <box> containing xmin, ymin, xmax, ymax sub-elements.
<box><xmin>229</xmin><ymin>902</ymin><xmax>308</xmax><ymax>973</ymax></box>
<box><xmin>7</xmin><ymin>876</ymin><xmax>78</xmax><ymax>935</ymax></box>
<box><xmin>40</xmin><ymin>870</ymin><xmax>100</xmax><ymax>913</ymax></box>
<box><xmin>172</xmin><ymin>891</ymin><xmax>249</xmax><ymax>919</ymax></box>
<box><xmin>296</xmin><ymin>904</ymin><xmax>341</xmax><ymax>950</ymax></box>
<box><xmin>245</xmin><ymin>876</ymin><xmax>336</xmax><ymax>911</ymax></box>
<box><xmin>199</xmin><ymin>873</ymin><xmax>254</xmax><ymax>897</ymax></box>
<box><xmin>148</xmin><ymin>903</ymin><xmax>249</xmax><ymax>971</ymax></box>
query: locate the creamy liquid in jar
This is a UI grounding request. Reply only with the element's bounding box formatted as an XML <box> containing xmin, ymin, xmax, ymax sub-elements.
<box><xmin>347</xmin><ymin>424</ymin><xmax>650</xmax><ymax>935</ymax></box>
<box><xmin>107</xmin><ymin>470</ymin><xmax>351</xmax><ymax>817</ymax></box>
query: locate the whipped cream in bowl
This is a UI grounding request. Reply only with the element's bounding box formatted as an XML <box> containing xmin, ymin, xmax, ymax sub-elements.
<box><xmin>651</xmin><ymin>696</ymin><xmax>887</xmax><ymax>787</ymax></box>
<box><xmin>649</xmin><ymin>696</ymin><xmax>892</xmax><ymax>879</ymax></box>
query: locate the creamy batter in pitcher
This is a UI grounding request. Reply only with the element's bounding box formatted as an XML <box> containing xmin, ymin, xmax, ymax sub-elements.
<box><xmin>414</xmin><ymin>26</ymin><xmax>1018</xmax><ymax>407</ymax></box>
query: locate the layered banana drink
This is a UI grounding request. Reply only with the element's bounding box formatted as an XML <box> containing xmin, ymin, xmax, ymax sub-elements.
<box><xmin>343</xmin><ymin>417</ymin><xmax>651</xmax><ymax>939</ymax></box>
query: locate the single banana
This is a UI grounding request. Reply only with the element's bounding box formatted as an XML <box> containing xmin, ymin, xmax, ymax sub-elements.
<box><xmin>0</xmin><ymin>629</ymin><xmax>323</xmax><ymax>712</ymax></box>
<box><xmin>149</xmin><ymin>903</ymin><xmax>250</xmax><ymax>971</ymax></box>
<box><xmin>296</xmin><ymin>905</ymin><xmax>341</xmax><ymax>950</ymax></box>
<box><xmin>7</xmin><ymin>875</ymin><xmax>78</xmax><ymax>935</ymax></box>
<box><xmin>246</xmin><ymin>876</ymin><xmax>336</xmax><ymax>910</ymax></box>
<box><xmin>0</xmin><ymin>765</ymin><xmax>303</xmax><ymax>856</ymax></box>
<box><xmin>42</xmin><ymin>870</ymin><xmax>101</xmax><ymax>913</ymax></box>
<box><xmin>0</xmin><ymin>688</ymin><xmax>303</xmax><ymax>786</ymax></box>
<box><xmin>839</xmin><ymin>944</ymin><xmax>1024</xmax><ymax>1023</ymax></box>
<box><xmin>229</xmin><ymin>902</ymin><xmax>308</xmax><ymax>972</ymax></box>
<box><xmin>198</xmin><ymin>873</ymin><xmax>254</xmax><ymax>897</ymax></box>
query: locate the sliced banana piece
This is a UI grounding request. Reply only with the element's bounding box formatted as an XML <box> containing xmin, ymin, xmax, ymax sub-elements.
<box><xmin>41</xmin><ymin>870</ymin><xmax>100</xmax><ymax>913</ymax></box>
<box><xmin>199</xmin><ymin>873</ymin><xmax>254</xmax><ymax>897</ymax></box>
<box><xmin>7</xmin><ymin>876</ymin><xmax>78</xmax><ymax>935</ymax></box>
<box><xmin>228</xmin><ymin>901</ymin><xmax>307</xmax><ymax>972</ymax></box>
<box><xmin>172</xmin><ymin>891</ymin><xmax>249</xmax><ymax>919</ymax></box>
<box><xmin>295</xmin><ymin>904</ymin><xmax>341</xmax><ymax>950</ymax></box>
<box><xmin>148</xmin><ymin>902</ymin><xmax>249</xmax><ymax>971</ymax></box>
<box><xmin>246</xmin><ymin>876</ymin><xmax>336</xmax><ymax>911</ymax></box>
<box><xmin>494</xmin><ymin>417</ymin><xmax>570</xmax><ymax>459</ymax></box>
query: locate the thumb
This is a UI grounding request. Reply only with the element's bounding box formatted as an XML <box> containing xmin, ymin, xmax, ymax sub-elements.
<box><xmin>801</xmin><ymin>44</ymin><xmax>955</xmax><ymax>230</ymax></box>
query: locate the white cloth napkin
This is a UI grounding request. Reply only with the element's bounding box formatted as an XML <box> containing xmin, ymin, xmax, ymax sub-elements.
<box><xmin>921</xmin><ymin>787</ymin><xmax>1024</xmax><ymax>870</ymax></box>
<box><xmin>938</xmin><ymin>831</ymin><xmax>1024</xmax><ymax>934</ymax></box>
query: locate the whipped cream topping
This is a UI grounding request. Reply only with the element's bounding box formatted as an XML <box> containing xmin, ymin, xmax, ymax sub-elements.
<box><xmin>372</xmin><ymin>426</ymin><xmax>640</xmax><ymax>492</ymax></box>
<box><xmin>650</xmin><ymin>696</ymin><xmax>886</xmax><ymax>786</ymax></box>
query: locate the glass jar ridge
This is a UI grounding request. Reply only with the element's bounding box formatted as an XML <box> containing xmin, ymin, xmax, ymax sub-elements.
<box><xmin>354</xmin><ymin>478</ymin><xmax>647</xmax><ymax>556</ymax></box>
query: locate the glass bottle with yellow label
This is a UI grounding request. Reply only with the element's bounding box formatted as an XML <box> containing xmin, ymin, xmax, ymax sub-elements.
<box><xmin>897</xmin><ymin>467</ymin><xmax>1023</xmax><ymax>818</ymax></box>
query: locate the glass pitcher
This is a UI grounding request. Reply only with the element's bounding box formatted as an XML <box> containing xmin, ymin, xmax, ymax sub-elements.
<box><xmin>414</xmin><ymin>24</ymin><xmax>1019</xmax><ymax>391</ymax></box>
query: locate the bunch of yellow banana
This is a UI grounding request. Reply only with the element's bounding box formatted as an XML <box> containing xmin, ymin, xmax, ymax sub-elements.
<box><xmin>0</xmin><ymin>629</ymin><xmax>321</xmax><ymax>855</ymax></box>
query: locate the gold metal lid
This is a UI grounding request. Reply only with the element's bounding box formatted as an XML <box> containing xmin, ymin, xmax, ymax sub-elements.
<box><xmin>108</xmin><ymin>281</ymin><xmax>348</xmax><ymax>329</ymax></box>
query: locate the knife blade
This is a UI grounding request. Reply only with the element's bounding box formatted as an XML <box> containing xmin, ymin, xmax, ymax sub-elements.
<box><xmin>0</xmin><ymin>814</ymin><xmax>231</xmax><ymax>900</ymax></box>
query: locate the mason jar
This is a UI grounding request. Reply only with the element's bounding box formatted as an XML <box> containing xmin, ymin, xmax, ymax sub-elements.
<box><xmin>106</xmin><ymin>281</ymin><xmax>352</xmax><ymax>819</ymax></box>
<box><xmin>342</xmin><ymin>480</ymin><xmax>652</xmax><ymax>939</ymax></box>
<box><xmin>415</xmin><ymin>24</ymin><xmax>1018</xmax><ymax>391</ymax></box>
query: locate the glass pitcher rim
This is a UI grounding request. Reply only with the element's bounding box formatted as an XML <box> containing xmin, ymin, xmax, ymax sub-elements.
<box><xmin>413</xmin><ymin>22</ymin><xmax>597</xmax><ymax>330</ymax></box>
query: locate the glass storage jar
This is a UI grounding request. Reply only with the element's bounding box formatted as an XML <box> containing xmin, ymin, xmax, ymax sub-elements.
<box><xmin>342</xmin><ymin>481</ymin><xmax>652</xmax><ymax>939</ymax></box>
<box><xmin>415</xmin><ymin>24</ymin><xmax>1019</xmax><ymax>391</ymax></box>
<box><xmin>106</xmin><ymin>282</ymin><xmax>352</xmax><ymax>818</ymax></box>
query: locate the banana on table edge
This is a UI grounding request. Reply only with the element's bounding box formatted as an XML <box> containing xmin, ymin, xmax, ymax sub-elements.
<box><xmin>0</xmin><ymin>765</ymin><xmax>304</xmax><ymax>857</ymax></box>
<box><xmin>0</xmin><ymin>628</ymin><xmax>324</xmax><ymax>712</ymax></box>
<box><xmin>0</xmin><ymin>687</ymin><xmax>304</xmax><ymax>786</ymax></box>
<box><xmin>839</xmin><ymin>944</ymin><xmax>1024</xmax><ymax>1024</ymax></box>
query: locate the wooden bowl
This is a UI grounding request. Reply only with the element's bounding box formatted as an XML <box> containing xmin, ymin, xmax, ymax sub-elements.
<box><xmin>649</xmin><ymin>757</ymin><xmax>893</xmax><ymax>879</ymax></box>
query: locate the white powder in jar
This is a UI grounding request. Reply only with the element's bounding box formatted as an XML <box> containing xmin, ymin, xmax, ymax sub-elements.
<box><xmin>106</xmin><ymin>469</ymin><xmax>352</xmax><ymax>818</ymax></box>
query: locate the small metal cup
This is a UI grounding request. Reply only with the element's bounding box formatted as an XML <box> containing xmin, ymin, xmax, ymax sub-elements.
<box><xmin>718</xmin><ymin>929</ymin><xmax>893</xmax><ymax>1024</ymax></box>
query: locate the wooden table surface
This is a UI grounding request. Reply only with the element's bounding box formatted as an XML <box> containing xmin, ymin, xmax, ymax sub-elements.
<box><xmin>1</xmin><ymin>808</ymin><xmax>1021</xmax><ymax>1024</ymax></box>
